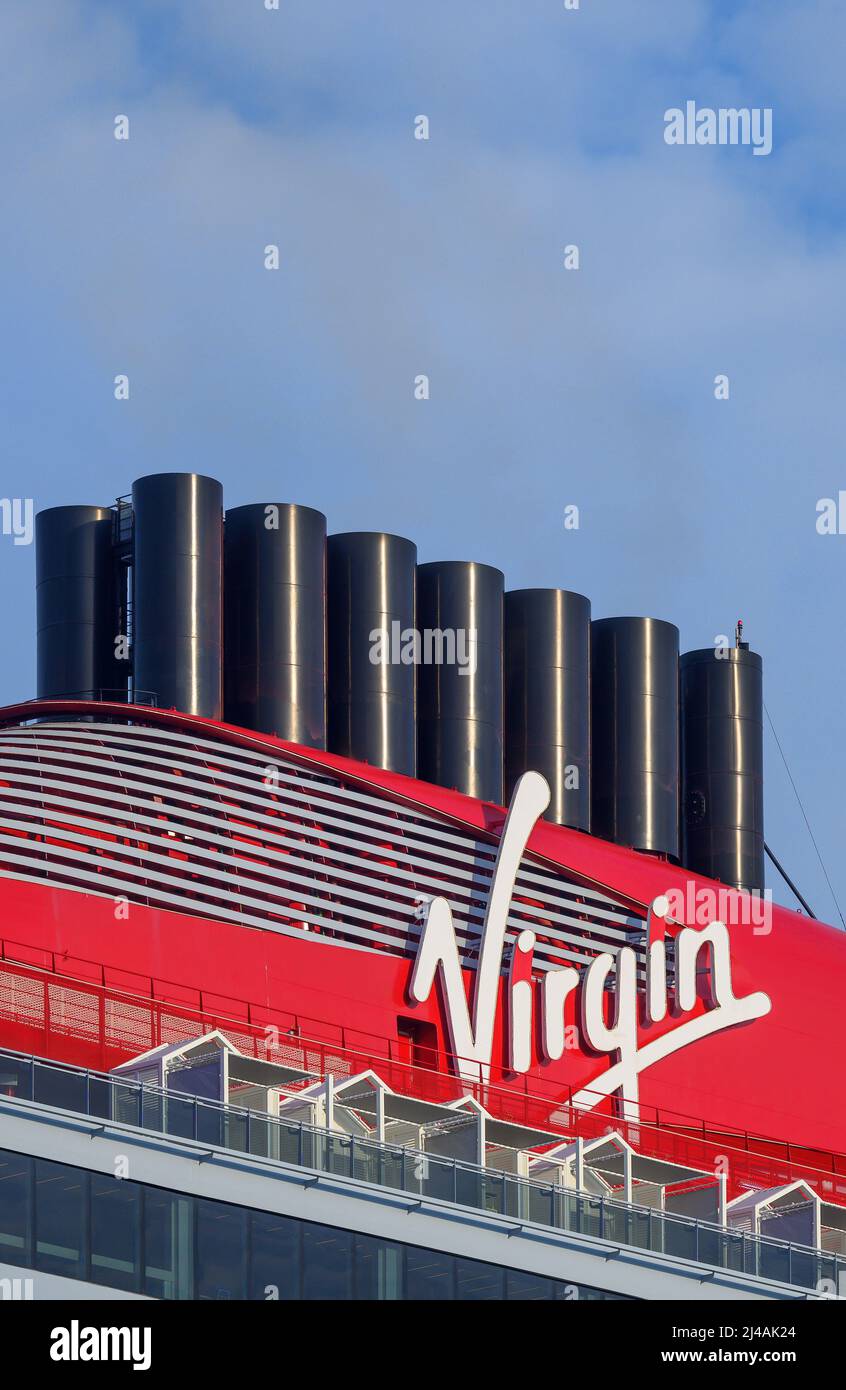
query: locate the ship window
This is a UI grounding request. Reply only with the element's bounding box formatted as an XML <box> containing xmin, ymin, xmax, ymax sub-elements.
<box><xmin>90</xmin><ymin>1174</ymin><xmax>140</xmax><ymax>1292</ymax></box>
<box><xmin>249</xmin><ymin>1211</ymin><xmax>299</xmax><ymax>1301</ymax></box>
<box><xmin>506</xmin><ymin>1269</ymin><xmax>555</xmax><ymax>1300</ymax></box>
<box><xmin>0</xmin><ymin>1152</ymin><xmax>31</xmax><ymax>1267</ymax></box>
<box><xmin>353</xmin><ymin>1233</ymin><xmax>403</xmax><ymax>1300</ymax></box>
<box><xmin>33</xmin><ymin>1059</ymin><xmax>88</xmax><ymax>1113</ymax></box>
<box><xmin>195</xmin><ymin>1200</ymin><xmax>247</xmax><ymax>1301</ymax></box>
<box><xmin>406</xmin><ymin>1246</ymin><xmax>454</xmax><ymax>1299</ymax></box>
<box><xmin>34</xmin><ymin>1159</ymin><xmax>86</xmax><ymax>1280</ymax></box>
<box><xmin>143</xmin><ymin>1189</ymin><xmax>193</xmax><ymax>1300</ymax></box>
<box><xmin>0</xmin><ymin>1143</ymin><xmax>631</xmax><ymax>1301</ymax></box>
<box><xmin>302</xmin><ymin>1223</ymin><xmax>353</xmax><ymax>1300</ymax></box>
<box><xmin>456</xmin><ymin>1257</ymin><xmax>506</xmax><ymax>1300</ymax></box>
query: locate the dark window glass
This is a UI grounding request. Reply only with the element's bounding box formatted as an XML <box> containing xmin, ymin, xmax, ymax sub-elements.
<box><xmin>456</xmin><ymin>1256</ymin><xmax>505</xmax><ymax>1300</ymax></box>
<box><xmin>354</xmin><ymin>1233</ymin><xmax>403</xmax><ymax>1300</ymax></box>
<box><xmin>0</xmin><ymin>1054</ymin><xmax>33</xmax><ymax>1101</ymax></box>
<box><xmin>0</xmin><ymin>1152</ymin><xmax>31</xmax><ymax>1267</ymax></box>
<box><xmin>160</xmin><ymin>1092</ymin><xmax>195</xmax><ymax>1141</ymax></box>
<box><xmin>143</xmin><ymin>1189</ymin><xmax>193</xmax><ymax>1300</ymax></box>
<box><xmin>663</xmin><ymin>1213</ymin><xmax>698</xmax><ymax>1262</ymax></box>
<box><xmin>196</xmin><ymin>1199</ymin><xmax>247</xmax><ymax>1301</ymax></box>
<box><xmin>35</xmin><ymin>1159</ymin><xmax>86</xmax><ymax>1278</ymax></box>
<box><xmin>32</xmin><ymin>1062</ymin><xmax>88</xmax><ymax>1114</ymax></box>
<box><xmin>87</xmin><ymin>1075</ymin><xmax>112</xmax><ymax>1121</ymax></box>
<box><xmin>0</xmin><ymin>1146</ymin><xmax>634</xmax><ymax>1302</ymax></box>
<box><xmin>302</xmin><ymin>1223</ymin><xmax>352</xmax><ymax>1299</ymax></box>
<box><xmin>506</xmin><ymin>1269</ymin><xmax>554</xmax><ymax>1300</ymax></box>
<box><xmin>561</xmin><ymin>1281</ymin><xmax>621</xmax><ymax>1301</ymax></box>
<box><xmin>249</xmin><ymin>1211</ymin><xmax>300</xmax><ymax>1301</ymax></box>
<box><xmin>757</xmin><ymin>1236</ymin><xmax>790</xmax><ymax>1286</ymax></box>
<box><xmin>196</xmin><ymin>1103</ymin><xmax>226</xmax><ymax>1149</ymax></box>
<box><xmin>406</xmin><ymin>1246</ymin><xmax>455</xmax><ymax>1300</ymax></box>
<box><xmin>785</xmin><ymin>1246</ymin><xmax>816</xmax><ymax>1292</ymax></box>
<box><xmin>90</xmin><ymin>1174</ymin><xmax>140</xmax><ymax>1292</ymax></box>
<box><xmin>168</xmin><ymin>1058</ymin><xmax>221</xmax><ymax>1102</ymax></box>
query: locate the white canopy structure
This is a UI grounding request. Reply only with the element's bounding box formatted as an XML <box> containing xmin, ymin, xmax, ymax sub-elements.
<box><xmin>107</xmin><ymin>1036</ymin><xmax>839</xmax><ymax>1246</ymax></box>
<box><xmin>528</xmin><ymin>1132</ymin><xmax>727</xmax><ymax>1220</ymax></box>
<box><xmin>112</xmin><ymin>1030</ymin><xmax>315</xmax><ymax>1111</ymax></box>
<box><xmin>727</xmin><ymin>1181</ymin><xmax>822</xmax><ymax>1250</ymax></box>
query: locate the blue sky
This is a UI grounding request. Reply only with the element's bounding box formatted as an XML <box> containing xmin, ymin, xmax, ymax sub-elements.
<box><xmin>0</xmin><ymin>0</ymin><xmax>843</xmax><ymax>922</ymax></box>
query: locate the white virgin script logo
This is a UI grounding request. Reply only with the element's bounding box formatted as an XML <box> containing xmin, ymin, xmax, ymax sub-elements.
<box><xmin>409</xmin><ymin>772</ymin><xmax>771</xmax><ymax>1118</ymax></box>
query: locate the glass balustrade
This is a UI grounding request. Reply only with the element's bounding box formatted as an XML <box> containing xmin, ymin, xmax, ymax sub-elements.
<box><xmin>0</xmin><ymin>1045</ymin><xmax>839</xmax><ymax>1295</ymax></box>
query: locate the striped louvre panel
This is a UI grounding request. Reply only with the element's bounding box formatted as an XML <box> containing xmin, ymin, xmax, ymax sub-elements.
<box><xmin>0</xmin><ymin>720</ymin><xmax>645</xmax><ymax>975</ymax></box>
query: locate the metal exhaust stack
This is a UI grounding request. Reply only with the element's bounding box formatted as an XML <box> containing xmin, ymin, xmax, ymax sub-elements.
<box><xmin>327</xmin><ymin>531</ymin><xmax>417</xmax><ymax>775</ymax></box>
<box><xmin>591</xmin><ymin>615</ymin><xmax>680</xmax><ymax>857</ymax></box>
<box><xmin>35</xmin><ymin>505</ymin><xmax>124</xmax><ymax>702</ymax></box>
<box><xmin>504</xmin><ymin>588</ymin><xmax>591</xmax><ymax>828</ymax></box>
<box><xmin>224</xmin><ymin>503</ymin><xmax>326</xmax><ymax>746</ymax></box>
<box><xmin>680</xmin><ymin>632</ymin><xmax>764</xmax><ymax>893</ymax></box>
<box><xmin>417</xmin><ymin>560</ymin><xmax>504</xmax><ymax>804</ymax></box>
<box><xmin>131</xmin><ymin>473</ymin><xmax>223</xmax><ymax>718</ymax></box>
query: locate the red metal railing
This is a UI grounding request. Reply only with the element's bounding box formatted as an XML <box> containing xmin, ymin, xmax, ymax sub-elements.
<box><xmin>0</xmin><ymin>932</ymin><xmax>844</xmax><ymax>1206</ymax></box>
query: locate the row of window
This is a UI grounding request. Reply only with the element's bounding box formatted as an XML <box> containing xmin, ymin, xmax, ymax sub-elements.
<box><xmin>0</xmin><ymin>1148</ymin><xmax>625</xmax><ymax>1301</ymax></box>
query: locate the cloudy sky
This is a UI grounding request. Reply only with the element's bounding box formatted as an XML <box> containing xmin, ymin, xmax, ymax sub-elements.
<box><xmin>0</xmin><ymin>0</ymin><xmax>843</xmax><ymax>922</ymax></box>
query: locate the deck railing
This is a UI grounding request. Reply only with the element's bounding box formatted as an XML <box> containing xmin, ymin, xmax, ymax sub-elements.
<box><xmin>0</xmin><ymin>1044</ymin><xmax>841</xmax><ymax>1297</ymax></box>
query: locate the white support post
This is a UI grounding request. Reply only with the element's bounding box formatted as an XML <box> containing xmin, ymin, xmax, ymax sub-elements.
<box><xmin>622</xmin><ymin>1146</ymin><xmax>633</xmax><ymax>1206</ymax></box>
<box><xmin>718</xmin><ymin>1172</ymin><xmax>728</xmax><ymax>1228</ymax></box>
<box><xmin>325</xmin><ymin>1073</ymin><xmax>334</xmax><ymax>1132</ymax></box>
<box><xmin>575</xmin><ymin>1136</ymin><xmax>585</xmax><ymax>1193</ymax></box>
<box><xmin>375</xmin><ymin>1085</ymin><xmax>385</xmax><ymax>1143</ymax></box>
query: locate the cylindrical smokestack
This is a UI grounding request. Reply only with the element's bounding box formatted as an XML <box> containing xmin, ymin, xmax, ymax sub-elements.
<box><xmin>591</xmin><ymin>616</ymin><xmax>679</xmax><ymax>857</ymax></box>
<box><xmin>417</xmin><ymin>561</ymin><xmax>504</xmax><ymax>804</ymax></box>
<box><xmin>36</xmin><ymin>505</ymin><xmax>123</xmax><ymax>701</ymax></box>
<box><xmin>680</xmin><ymin>646</ymin><xmax>764</xmax><ymax>892</ymax></box>
<box><xmin>132</xmin><ymin>473</ymin><xmax>223</xmax><ymax>717</ymax></box>
<box><xmin>224</xmin><ymin>503</ymin><xmax>326</xmax><ymax>746</ymax></box>
<box><xmin>327</xmin><ymin>532</ymin><xmax>417</xmax><ymax>775</ymax></box>
<box><xmin>504</xmin><ymin>588</ymin><xmax>591</xmax><ymax>828</ymax></box>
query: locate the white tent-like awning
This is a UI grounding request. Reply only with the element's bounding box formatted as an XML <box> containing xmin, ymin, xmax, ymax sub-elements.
<box><xmin>528</xmin><ymin>1132</ymin><xmax>723</xmax><ymax>1211</ymax></box>
<box><xmin>112</xmin><ymin>1030</ymin><xmax>316</xmax><ymax>1102</ymax></box>
<box><xmin>727</xmin><ymin>1180</ymin><xmax>821</xmax><ymax>1250</ymax></box>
